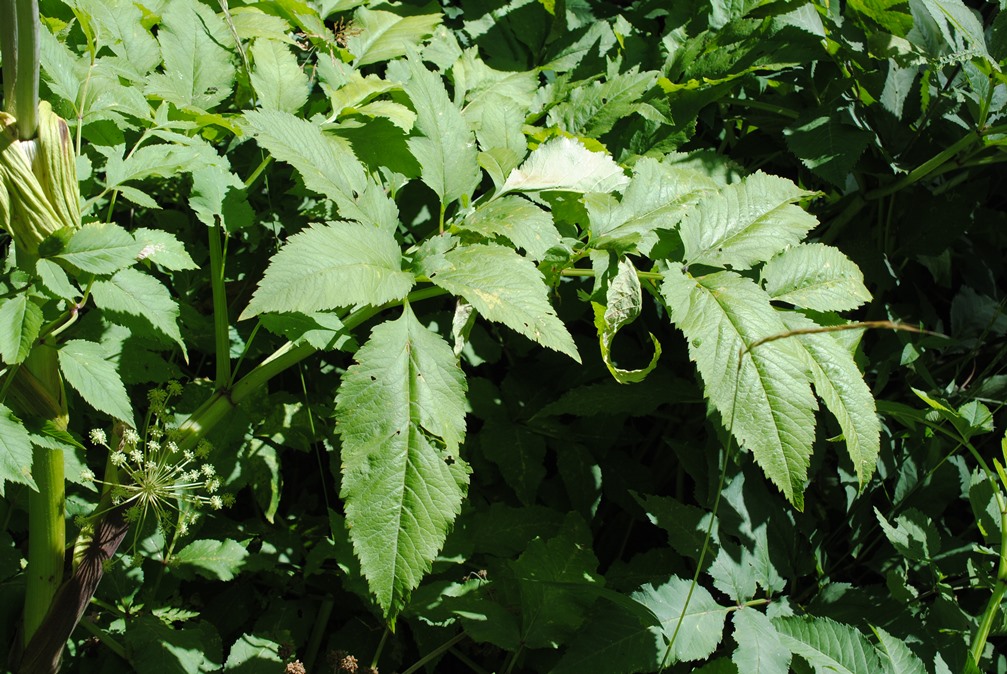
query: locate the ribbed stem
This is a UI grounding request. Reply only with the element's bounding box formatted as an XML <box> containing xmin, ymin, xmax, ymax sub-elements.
<box><xmin>2</xmin><ymin>0</ymin><xmax>41</xmax><ymax>139</ymax></box>
<box><xmin>24</xmin><ymin>444</ymin><xmax>64</xmax><ymax>646</ymax></box>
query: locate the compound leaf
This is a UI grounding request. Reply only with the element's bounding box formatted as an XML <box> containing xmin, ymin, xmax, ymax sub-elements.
<box><xmin>773</xmin><ymin>615</ymin><xmax>884</xmax><ymax>674</ymax></box>
<box><xmin>58</xmin><ymin>340</ymin><xmax>134</xmax><ymax>426</ymax></box>
<box><xmin>336</xmin><ymin>305</ymin><xmax>469</xmax><ymax>620</ymax></box>
<box><xmin>762</xmin><ymin>243</ymin><xmax>871</xmax><ymax>312</ymax></box>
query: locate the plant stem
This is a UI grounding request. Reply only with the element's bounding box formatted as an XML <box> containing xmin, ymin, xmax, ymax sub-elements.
<box><xmin>2</xmin><ymin>0</ymin><xmax>41</xmax><ymax>139</ymax></box>
<box><xmin>864</xmin><ymin>132</ymin><xmax>979</xmax><ymax>200</ymax></box>
<box><xmin>24</xmin><ymin>444</ymin><xmax>64</xmax><ymax>645</ymax></box>
<box><xmin>303</xmin><ymin>597</ymin><xmax>334</xmax><ymax>672</ymax></box>
<box><xmin>399</xmin><ymin>632</ymin><xmax>466</xmax><ymax>674</ymax></box>
<box><xmin>208</xmin><ymin>225</ymin><xmax>232</xmax><ymax>389</ymax></box>
<box><xmin>969</xmin><ymin>478</ymin><xmax>1007</xmax><ymax>665</ymax></box>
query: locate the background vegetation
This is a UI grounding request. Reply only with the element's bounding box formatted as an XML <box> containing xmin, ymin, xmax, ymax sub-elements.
<box><xmin>2</xmin><ymin>0</ymin><xmax>1007</xmax><ymax>672</ymax></box>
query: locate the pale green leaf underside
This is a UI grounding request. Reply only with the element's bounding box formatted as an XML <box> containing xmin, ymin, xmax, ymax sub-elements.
<box><xmin>241</xmin><ymin>221</ymin><xmax>413</xmax><ymax>319</ymax></box>
<box><xmin>763</xmin><ymin>243</ymin><xmax>871</xmax><ymax>312</ymax></box>
<box><xmin>680</xmin><ymin>172</ymin><xmax>817</xmax><ymax>270</ymax></box>
<box><xmin>91</xmin><ymin>268</ymin><xmax>185</xmax><ymax>352</ymax></box>
<box><xmin>0</xmin><ymin>296</ymin><xmax>43</xmax><ymax>365</ymax></box>
<box><xmin>773</xmin><ymin>615</ymin><xmax>884</xmax><ymax>674</ymax></box>
<box><xmin>420</xmin><ymin>243</ymin><xmax>580</xmax><ymax>362</ymax></box>
<box><xmin>782</xmin><ymin>311</ymin><xmax>880</xmax><ymax>487</ymax></box>
<box><xmin>58</xmin><ymin>340</ymin><xmax>134</xmax><ymax>426</ymax></box>
<box><xmin>500</xmin><ymin>136</ymin><xmax>629</xmax><ymax>195</ymax></box>
<box><xmin>336</xmin><ymin>306</ymin><xmax>469</xmax><ymax>618</ymax></box>
<box><xmin>662</xmin><ymin>265</ymin><xmax>817</xmax><ymax>507</ymax></box>
<box><xmin>0</xmin><ymin>404</ymin><xmax>36</xmax><ymax>495</ymax></box>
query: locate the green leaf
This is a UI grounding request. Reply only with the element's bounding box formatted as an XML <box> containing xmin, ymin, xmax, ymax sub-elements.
<box><xmin>395</xmin><ymin>52</ymin><xmax>480</xmax><ymax>207</ymax></box>
<box><xmin>732</xmin><ymin>608</ymin><xmax>791</xmax><ymax>674</ymax></box>
<box><xmin>662</xmin><ymin>265</ymin><xmax>817</xmax><ymax>508</ymax></box>
<box><xmin>336</xmin><ymin>305</ymin><xmax>469</xmax><ymax>620</ymax></box>
<box><xmin>145</xmin><ymin>0</ymin><xmax>236</xmax><ymax>110</ymax></box>
<box><xmin>588</xmin><ymin>156</ymin><xmax>717</xmax><ymax>254</ymax></box>
<box><xmin>347</xmin><ymin>8</ymin><xmax>442</xmax><ymax>67</ymax></box>
<box><xmin>249</xmin><ymin>38</ymin><xmax>310</xmax><ymax>113</ymax></box>
<box><xmin>784</xmin><ymin>113</ymin><xmax>873</xmax><ymax>187</ymax></box>
<box><xmin>77</xmin><ymin>0</ymin><xmax>162</xmax><ymax>83</ymax></box>
<box><xmin>849</xmin><ymin>0</ymin><xmax>914</xmax><ymax>36</ymax></box>
<box><xmin>481</xmin><ymin>419</ymin><xmax>546</xmax><ymax>505</ymax></box>
<box><xmin>872</xmin><ymin>626</ymin><xmax>927</xmax><ymax>674</ymax></box>
<box><xmin>548</xmin><ymin>67</ymin><xmax>660</xmax><ymax>137</ymax></box>
<box><xmin>874</xmin><ymin>507</ymin><xmax>941</xmax><ymax>562</ymax></box>
<box><xmin>102</xmin><ymin>137</ymin><xmax>223</xmax><ymax>189</ymax></box>
<box><xmin>189</xmin><ymin>166</ymin><xmax>254</xmax><ymax>232</ymax></box>
<box><xmin>773</xmin><ymin>615</ymin><xmax>884</xmax><ymax>674</ymax></box>
<box><xmin>500</xmin><ymin>136</ymin><xmax>629</xmax><ymax>195</ymax></box>
<box><xmin>258</xmin><ymin>312</ymin><xmax>355</xmax><ymax>352</ymax></box>
<box><xmin>171</xmin><ymin>539</ymin><xmax>249</xmax><ymax>582</ymax></box>
<box><xmin>679</xmin><ymin>172</ymin><xmax>817</xmax><ymax>271</ymax></box>
<box><xmin>58</xmin><ymin>340</ymin><xmax>134</xmax><ymax>426</ymax></box>
<box><xmin>240</xmin><ymin>221</ymin><xmax>412</xmax><ymax>318</ymax></box>
<box><xmin>91</xmin><ymin>268</ymin><xmax>185</xmax><ymax>352</ymax></box>
<box><xmin>418</xmin><ymin>242</ymin><xmax>580</xmax><ymax>361</ymax></box>
<box><xmin>35</xmin><ymin>259</ymin><xmax>79</xmax><ymax>300</ymax></box>
<box><xmin>223</xmin><ymin>633</ymin><xmax>283</xmax><ymax>672</ymax></box>
<box><xmin>243</xmin><ymin>110</ymin><xmax>395</xmax><ymax>230</ymax></box>
<box><xmin>918</xmin><ymin>0</ymin><xmax>994</xmax><ymax>64</ymax></box>
<box><xmin>763</xmin><ymin>243</ymin><xmax>872</xmax><ymax>312</ymax></box>
<box><xmin>0</xmin><ymin>295</ymin><xmax>43</xmax><ymax>365</ymax></box>
<box><xmin>593</xmin><ymin>257</ymin><xmax>661</xmax><ymax>383</ymax></box>
<box><xmin>780</xmin><ymin>312</ymin><xmax>880</xmax><ymax>487</ymax></box>
<box><xmin>0</xmin><ymin>404</ymin><xmax>36</xmax><ymax>495</ymax></box>
<box><xmin>133</xmin><ymin>228</ymin><xmax>198</xmax><ymax>271</ymax></box>
<box><xmin>511</xmin><ymin>514</ymin><xmax>603</xmax><ymax>648</ymax></box>
<box><xmin>456</xmin><ymin>196</ymin><xmax>561</xmax><ymax>261</ymax></box>
<box><xmin>553</xmin><ymin>602</ymin><xmax>663</xmax><ymax>674</ymax></box>
<box><xmin>126</xmin><ymin>615</ymin><xmax>222</xmax><ymax>674</ymax></box>
<box><xmin>55</xmin><ymin>222</ymin><xmax>142</xmax><ymax>274</ymax></box>
<box><xmin>636</xmin><ymin>577</ymin><xmax>730</xmax><ymax>663</ymax></box>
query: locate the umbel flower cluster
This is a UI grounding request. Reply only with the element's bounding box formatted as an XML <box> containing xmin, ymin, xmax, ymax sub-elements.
<box><xmin>80</xmin><ymin>382</ymin><xmax>233</xmax><ymax>545</ymax></box>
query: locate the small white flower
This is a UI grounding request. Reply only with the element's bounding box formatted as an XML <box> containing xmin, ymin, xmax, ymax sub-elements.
<box><xmin>123</xmin><ymin>429</ymin><xmax>140</xmax><ymax>445</ymax></box>
<box><xmin>200</xmin><ymin>463</ymin><xmax>215</xmax><ymax>477</ymax></box>
<box><xmin>111</xmin><ymin>451</ymin><xmax>127</xmax><ymax>467</ymax></box>
<box><xmin>89</xmin><ymin>429</ymin><xmax>107</xmax><ymax>445</ymax></box>
<box><xmin>209</xmin><ymin>495</ymin><xmax>223</xmax><ymax>510</ymax></box>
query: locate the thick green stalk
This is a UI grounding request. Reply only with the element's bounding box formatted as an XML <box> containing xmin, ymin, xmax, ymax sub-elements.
<box><xmin>969</xmin><ymin>479</ymin><xmax>1007</xmax><ymax>666</ymax></box>
<box><xmin>1</xmin><ymin>0</ymin><xmax>41</xmax><ymax>139</ymax></box>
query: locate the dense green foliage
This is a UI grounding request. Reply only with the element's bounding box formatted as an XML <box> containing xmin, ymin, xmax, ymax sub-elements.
<box><xmin>2</xmin><ymin>0</ymin><xmax>1007</xmax><ymax>672</ymax></box>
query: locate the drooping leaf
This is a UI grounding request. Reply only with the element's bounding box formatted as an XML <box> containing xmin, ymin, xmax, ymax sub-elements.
<box><xmin>662</xmin><ymin>264</ymin><xmax>817</xmax><ymax>508</ymax></box>
<box><xmin>0</xmin><ymin>404</ymin><xmax>36</xmax><ymax>495</ymax></box>
<box><xmin>593</xmin><ymin>257</ymin><xmax>661</xmax><ymax>383</ymax></box>
<box><xmin>773</xmin><ymin>615</ymin><xmax>884</xmax><ymax>674</ymax></box>
<box><xmin>780</xmin><ymin>311</ymin><xmax>880</xmax><ymax>487</ymax></box>
<box><xmin>240</xmin><ymin>221</ymin><xmax>413</xmax><ymax>319</ymax></box>
<box><xmin>170</xmin><ymin>539</ymin><xmax>249</xmax><ymax>582</ymax></box>
<box><xmin>335</xmin><ymin>305</ymin><xmax>469</xmax><ymax>620</ymax></box>
<box><xmin>58</xmin><ymin>340</ymin><xmax>134</xmax><ymax>426</ymax></box>
<box><xmin>732</xmin><ymin>608</ymin><xmax>791</xmax><ymax>674</ymax></box>
<box><xmin>874</xmin><ymin>507</ymin><xmax>942</xmax><ymax>562</ymax></box>
<box><xmin>395</xmin><ymin>52</ymin><xmax>480</xmax><ymax>207</ymax></box>
<box><xmin>91</xmin><ymin>268</ymin><xmax>185</xmax><ymax>352</ymax></box>
<box><xmin>762</xmin><ymin>243</ymin><xmax>872</xmax><ymax>312</ymax></box>
<box><xmin>0</xmin><ymin>295</ymin><xmax>43</xmax><ymax>365</ymax></box>
<box><xmin>418</xmin><ymin>242</ymin><xmax>580</xmax><ymax>361</ymax></box>
<box><xmin>249</xmin><ymin>38</ymin><xmax>310</xmax><ymax>113</ymax></box>
<box><xmin>679</xmin><ymin>172</ymin><xmax>817</xmax><ymax>270</ymax></box>
<box><xmin>500</xmin><ymin>137</ymin><xmax>630</xmax><ymax>195</ymax></box>
<box><xmin>144</xmin><ymin>0</ymin><xmax>236</xmax><ymax>110</ymax></box>
<box><xmin>55</xmin><ymin>222</ymin><xmax>142</xmax><ymax>275</ymax></box>
<box><xmin>347</xmin><ymin>9</ymin><xmax>442</xmax><ymax>67</ymax></box>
